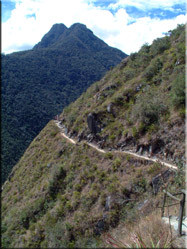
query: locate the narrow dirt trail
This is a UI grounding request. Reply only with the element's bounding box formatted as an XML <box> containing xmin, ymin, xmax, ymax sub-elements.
<box><xmin>54</xmin><ymin>120</ymin><xmax>178</xmax><ymax>170</ymax></box>
<box><xmin>115</xmin><ymin>150</ymin><xmax>178</xmax><ymax>170</ymax></box>
<box><xmin>88</xmin><ymin>142</ymin><xmax>106</xmax><ymax>154</ymax></box>
<box><xmin>61</xmin><ymin>132</ymin><xmax>77</xmax><ymax>144</ymax></box>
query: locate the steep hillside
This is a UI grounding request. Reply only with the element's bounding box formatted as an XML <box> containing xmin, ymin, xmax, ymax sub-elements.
<box><xmin>1</xmin><ymin>23</ymin><xmax>127</xmax><ymax>183</ymax></box>
<box><xmin>62</xmin><ymin>24</ymin><xmax>185</xmax><ymax>166</ymax></box>
<box><xmin>2</xmin><ymin>25</ymin><xmax>185</xmax><ymax>248</ymax></box>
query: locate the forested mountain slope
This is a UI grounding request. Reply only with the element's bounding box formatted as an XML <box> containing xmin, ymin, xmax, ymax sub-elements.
<box><xmin>1</xmin><ymin>23</ymin><xmax>126</xmax><ymax>183</ymax></box>
<box><xmin>2</xmin><ymin>24</ymin><xmax>185</xmax><ymax>248</ymax></box>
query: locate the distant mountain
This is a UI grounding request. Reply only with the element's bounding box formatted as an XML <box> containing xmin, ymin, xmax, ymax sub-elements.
<box><xmin>1</xmin><ymin>23</ymin><xmax>127</xmax><ymax>183</ymax></box>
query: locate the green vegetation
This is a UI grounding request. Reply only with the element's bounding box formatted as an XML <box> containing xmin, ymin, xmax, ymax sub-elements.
<box><xmin>3</xmin><ymin>120</ymin><xmax>182</xmax><ymax>247</ymax></box>
<box><xmin>1</xmin><ymin>23</ymin><xmax>126</xmax><ymax>183</ymax></box>
<box><xmin>2</xmin><ymin>25</ymin><xmax>185</xmax><ymax>248</ymax></box>
<box><xmin>62</xmin><ymin>24</ymin><xmax>185</xmax><ymax>158</ymax></box>
<box><xmin>170</xmin><ymin>73</ymin><xmax>185</xmax><ymax>108</ymax></box>
<box><xmin>132</xmin><ymin>87</ymin><xmax>168</xmax><ymax>126</ymax></box>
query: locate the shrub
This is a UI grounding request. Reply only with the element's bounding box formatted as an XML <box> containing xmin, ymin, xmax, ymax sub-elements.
<box><xmin>44</xmin><ymin>219</ymin><xmax>70</xmax><ymax>248</ymax></box>
<box><xmin>74</xmin><ymin>183</ymin><xmax>82</xmax><ymax>192</ymax></box>
<box><xmin>143</xmin><ymin>58</ymin><xmax>163</xmax><ymax>81</ymax></box>
<box><xmin>174</xmin><ymin>160</ymin><xmax>185</xmax><ymax>188</ymax></box>
<box><xmin>139</xmin><ymin>43</ymin><xmax>150</xmax><ymax>54</ymax></box>
<box><xmin>138</xmin><ymin>122</ymin><xmax>146</xmax><ymax>134</ymax></box>
<box><xmin>147</xmin><ymin>123</ymin><xmax>158</xmax><ymax>134</ymax></box>
<box><xmin>114</xmin><ymin>95</ymin><xmax>124</xmax><ymax>106</ymax></box>
<box><xmin>132</xmin><ymin>176</ymin><xmax>147</xmax><ymax>193</ymax></box>
<box><xmin>94</xmin><ymin>83</ymin><xmax>100</xmax><ymax>92</ymax></box>
<box><xmin>112</xmin><ymin>158</ymin><xmax>121</xmax><ymax>172</ymax></box>
<box><xmin>129</xmin><ymin>52</ymin><xmax>138</xmax><ymax>61</ymax></box>
<box><xmin>132</xmin><ymin>88</ymin><xmax>168</xmax><ymax>126</ymax></box>
<box><xmin>2</xmin><ymin>223</ymin><xmax>11</xmax><ymax>248</ymax></box>
<box><xmin>73</xmin><ymin>191</ymin><xmax>81</xmax><ymax>199</ymax></box>
<box><xmin>19</xmin><ymin>208</ymin><xmax>31</xmax><ymax>229</ymax></box>
<box><xmin>98</xmin><ymin>171</ymin><xmax>107</xmax><ymax>182</ymax></box>
<box><xmin>107</xmin><ymin>183</ymin><xmax>118</xmax><ymax>193</ymax></box>
<box><xmin>125</xmin><ymin>154</ymin><xmax>130</xmax><ymax>161</ymax></box>
<box><xmin>109</xmin><ymin>134</ymin><xmax>116</xmax><ymax>141</ymax></box>
<box><xmin>147</xmin><ymin>163</ymin><xmax>162</xmax><ymax>176</ymax></box>
<box><xmin>112</xmin><ymin>157</ymin><xmax>121</xmax><ymax>168</ymax></box>
<box><xmin>124</xmin><ymin>68</ymin><xmax>136</xmax><ymax>81</ymax></box>
<box><xmin>65</xmin><ymin>201</ymin><xmax>73</xmax><ymax>212</ymax></box>
<box><xmin>176</xmin><ymin>42</ymin><xmax>185</xmax><ymax>64</ymax></box>
<box><xmin>107</xmin><ymin>209</ymin><xmax>120</xmax><ymax>228</ymax></box>
<box><xmin>169</xmin><ymin>24</ymin><xmax>185</xmax><ymax>41</ymax></box>
<box><xmin>50</xmin><ymin>128</ymin><xmax>58</xmax><ymax>137</ymax></box>
<box><xmin>122</xmin><ymin>129</ymin><xmax>129</xmax><ymax>137</ymax></box>
<box><xmin>131</xmin><ymin>126</ymin><xmax>138</xmax><ymax>138</ymax></box>
<box><xmin>179</xmin><ymin>107</ymin><xmax>185</xmax><ymax>118</ymax></box>
<box><xmin>67</xmin><ymin>112</ymin><xmax>77</xmax><ymax>125</ymax></box>
<box><xmin>48</xmin><ymin>165</ymin><xmax>66</xmax><ymax>198</ymax></box>
<box><xmin>135</xmin><ymin>43</ymin><xmax>151</xmax><ymax>68</ymax></box>
<box><xmin>170</xmin><ymin>73</ymin><xmax>185</xmax><ymax>108</ymax></box>
<box><xmin>150</xmin><ymin>36</ymin><xmax>170</xmax><ymax>56</ymax></box>
<box><xmin>105</xmin><ymin>152</ymin><xmax>113</xmax><ymax>160</ymax></box>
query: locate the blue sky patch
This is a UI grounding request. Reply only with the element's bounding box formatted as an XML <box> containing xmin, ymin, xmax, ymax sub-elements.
<box><xmin>93</xmin><ymin>1</ymin><xmax>186</xmax><ymax>20</ymax></box>
<box><xmin>92</xmin><ymin>0</ymin><xmax>118</xmax><ymax>12</ymax></box>
<box><xmin>93</xmin><ymin>0</ymin><xmax>117</xmax><ymax>8</ymax></box>
<box><xmin>2</xmin><ymin>0</ymin><xmax>16</xmax><ymax>22</ymax></box>
<box><xmin>125</xmin><ymin>5</ymin><xmax>186</xmax><ymax>20</ymax></box>
<box><xmin>148</xmin><ymin>4</ymin><xmax>186</xmax><ymax>20</ymax></box>
<box><xmin>26</xmin><ymin>13</ymin><xmax>36</xmax><ymax>19</ymax></box>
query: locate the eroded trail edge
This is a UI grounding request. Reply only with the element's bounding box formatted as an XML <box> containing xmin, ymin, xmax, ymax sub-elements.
<box><xmin>54</xmin><ymin>120</ymin><xmax>178</xmax><ymax>170</ymax></box>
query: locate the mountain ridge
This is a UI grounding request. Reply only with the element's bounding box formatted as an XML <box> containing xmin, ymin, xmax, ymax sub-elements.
<box><xmin>33</xmin><ymin>23</ymin><xmax>119</xmax><ymax>53</ymax></box>
<box><xmin>2</xmin><ymin>23</ymin><xmax>127</xmax><ymax>183</ymax></box>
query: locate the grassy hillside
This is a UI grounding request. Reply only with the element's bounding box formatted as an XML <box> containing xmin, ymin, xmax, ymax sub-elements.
<box><xmin>2</xmin><ymin>121</ymin><xmax>184</xmax><ymax>248</ymax></box>
<box><xmin>62</xmin><ymin>24</ymin><xmax>185</xmax><ymax>165</ymax></box>
<box><xmin>2</xmin><ymin>24</ymin><xmax>185</xmax><ymax>248</ymax></box>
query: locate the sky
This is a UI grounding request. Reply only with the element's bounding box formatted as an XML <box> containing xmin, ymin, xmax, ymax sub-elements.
<box><xmin>1</xmin><ymin>0</ymin><xmax>186</xmax><ymax>55</ymax></box>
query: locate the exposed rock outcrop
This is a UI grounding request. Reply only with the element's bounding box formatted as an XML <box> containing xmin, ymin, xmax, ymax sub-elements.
<box><xmin>150</xmin><ymin>169</ymin><xmax>175</xmax><ymax>195</ymax></box>
<box><xmin>107</xmin><ymin>103</ymin><xmax>113</xmax><ymax>113</ymax></box>
<box><xmin>87</xmin><ymin>113</ymin><xmax>101</xmax><ymax>135</ymax></box>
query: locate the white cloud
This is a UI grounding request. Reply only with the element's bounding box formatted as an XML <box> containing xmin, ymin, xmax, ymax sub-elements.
<box><xmin>103</xmin><ymin>13</ymin><xmax>186</xmax><ymax>54</ymax></box>
<box><xmin>2</xmin><ymin>0</ymin><xmax>186</xmax><ymax>54</ymax></box>
<box><xmin>108</xmin><ymin>0</ymin><xmax>186</xmax><ymax>11</ymax></box>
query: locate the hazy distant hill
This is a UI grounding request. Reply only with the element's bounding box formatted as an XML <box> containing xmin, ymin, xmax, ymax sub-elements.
<box><xmin>1</xmin><ymin>23</ymin><xmax>127</xmax><ymax>183</ymax></box>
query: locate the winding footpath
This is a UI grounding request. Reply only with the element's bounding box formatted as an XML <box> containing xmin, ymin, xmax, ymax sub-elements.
<box><xmin>54</xmin><ymin>120</ymin><xmax>178</xmax><ymax>170</ymax></box>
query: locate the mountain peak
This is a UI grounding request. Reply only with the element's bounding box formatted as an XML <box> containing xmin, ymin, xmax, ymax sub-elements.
<box><xmin>33</xmin><ymin>22</ymin><xmax>126</xmax><ymax>56</ymax></box>
<box><xmin>69</xmin><ymin>23</ymin><xmax>89</xmax><ymax>31</ymax></box>
<box><xmin>33</xmin><ymin>23</ymin><xmax>67</xmax><ymax>49</ymax></box>
<box><xmin>50</xmin><ymin>23</ymin><xmax>67</xmax><ymax>32</ymax></box>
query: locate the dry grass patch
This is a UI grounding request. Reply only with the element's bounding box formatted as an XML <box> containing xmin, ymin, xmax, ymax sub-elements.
<box><xmin>102</xmin><ymin>211</ymin><xmax>182</xmax><ymax>248</ymax></box>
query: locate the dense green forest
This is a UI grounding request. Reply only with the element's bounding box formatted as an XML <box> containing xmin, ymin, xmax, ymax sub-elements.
<box><xmin>1</xmin><ymin>23</ymin><xmax>126</xmax><ymax>183</ymax></box>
